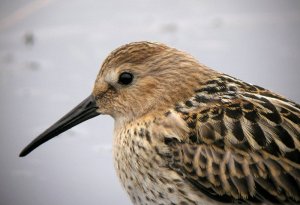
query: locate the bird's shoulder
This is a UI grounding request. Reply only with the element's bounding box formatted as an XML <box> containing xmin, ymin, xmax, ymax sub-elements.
<box><xmin>153</xmin><ymin>74</ymin><xmax>300</xmax><ymax>204</ymax></box>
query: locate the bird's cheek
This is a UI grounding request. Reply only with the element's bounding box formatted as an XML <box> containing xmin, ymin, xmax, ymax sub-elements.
<box><xmin>95</xmin><ymin>99</ymin><xmax>112</xmax><ymax>115</ymax></box>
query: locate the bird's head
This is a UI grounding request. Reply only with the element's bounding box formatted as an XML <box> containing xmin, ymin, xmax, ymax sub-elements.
<box><xmin>93</xmin><ymin>42</ymin><xmax>214</xmax><ymax>124</ymax></box>
<box><xmin>19</xmin><ymin>41</ymin><xmax>216</xmax><ymax>157</ymax></box>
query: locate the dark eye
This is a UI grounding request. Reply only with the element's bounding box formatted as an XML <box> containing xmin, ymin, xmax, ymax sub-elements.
<box><xmin>118</xmin><ymin>72</ymin><xmax>134</xmax><ymax>85</ymax></box>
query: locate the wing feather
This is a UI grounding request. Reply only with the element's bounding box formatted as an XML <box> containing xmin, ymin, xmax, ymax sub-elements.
<box><xmin>163</xmin><ymin>76</ymin><xmax>300</xmax><ymax>204</ymax></box>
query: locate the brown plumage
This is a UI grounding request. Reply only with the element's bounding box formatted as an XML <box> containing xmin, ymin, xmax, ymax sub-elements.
<box><xmin>20</xmin><ymin>42</ymin><xmax>300</xmax><ymax>205</ymax></box>
<box><xmin>168</xmin><ymin>74</ymin><xmax>300</xmax><ymax>204</ymax></box>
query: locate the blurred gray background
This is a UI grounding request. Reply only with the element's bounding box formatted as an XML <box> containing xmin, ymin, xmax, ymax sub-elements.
<box><xmin>1</xmin><ymin>0</ymin><xmax>300</xmax><ymax>204</ymax></box>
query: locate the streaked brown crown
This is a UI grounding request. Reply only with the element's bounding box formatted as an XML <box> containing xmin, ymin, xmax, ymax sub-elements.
<box><xmin>101</xmin><ymin>42</ymin><xmax>168</xmax><ymax>69</ymax></box>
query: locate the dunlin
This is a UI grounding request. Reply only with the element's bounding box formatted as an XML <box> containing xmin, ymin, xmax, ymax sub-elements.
<box><xmin>20</xmin><ymin>42</ymin><xmax>300</xmax><ymax>204</ymax></box>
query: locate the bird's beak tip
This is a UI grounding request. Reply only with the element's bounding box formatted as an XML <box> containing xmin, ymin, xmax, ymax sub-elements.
<box><xmin>19</xmin><ymin>151</ymin><xmax>26</xmax><ymax>158</ymax></box>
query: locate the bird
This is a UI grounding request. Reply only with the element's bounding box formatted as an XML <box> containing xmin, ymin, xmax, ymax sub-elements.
<box><xmin>20</xmin><ymin>41</ymin><xmax>300</xmax><ymax>205</ymax></box>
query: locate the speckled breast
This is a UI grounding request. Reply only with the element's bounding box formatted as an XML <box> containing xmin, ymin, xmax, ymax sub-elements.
<box><xmin>112</xmin><ymin>121</ymin><xmax>213</xmax><ymax>205</ymax></box>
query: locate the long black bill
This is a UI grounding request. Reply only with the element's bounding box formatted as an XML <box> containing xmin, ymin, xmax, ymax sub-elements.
<box><xmin>19</xmin><ymin>94</ymin><xmax>100</xmax><ymax>157</ymax></box>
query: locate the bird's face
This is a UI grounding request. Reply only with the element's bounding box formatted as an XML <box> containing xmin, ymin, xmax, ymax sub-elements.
<box><xmin>92</xmin><ymin>60</ymin><xmax>163</xmax><ymax>121</ymax></box>
<box><xmin>92</xmin><ymin>58</ymin><xmax>182</xmax><ymax>125</ymax></box>
<box><xmin>93</xmin><ymin>42</ymin><xmax>172</xmax><ymax>121</ymax></box>
<box><xmin>19</xmin><ymin>41</ymin><xmax>215</xmax><ymax>157</ymax></box>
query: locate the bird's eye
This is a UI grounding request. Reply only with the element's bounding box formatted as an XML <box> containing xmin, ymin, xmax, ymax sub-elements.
<box><xmin>118</xmin><ymin>72</ymin><xmax>134</xmax><ymax>85</ymax></box>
